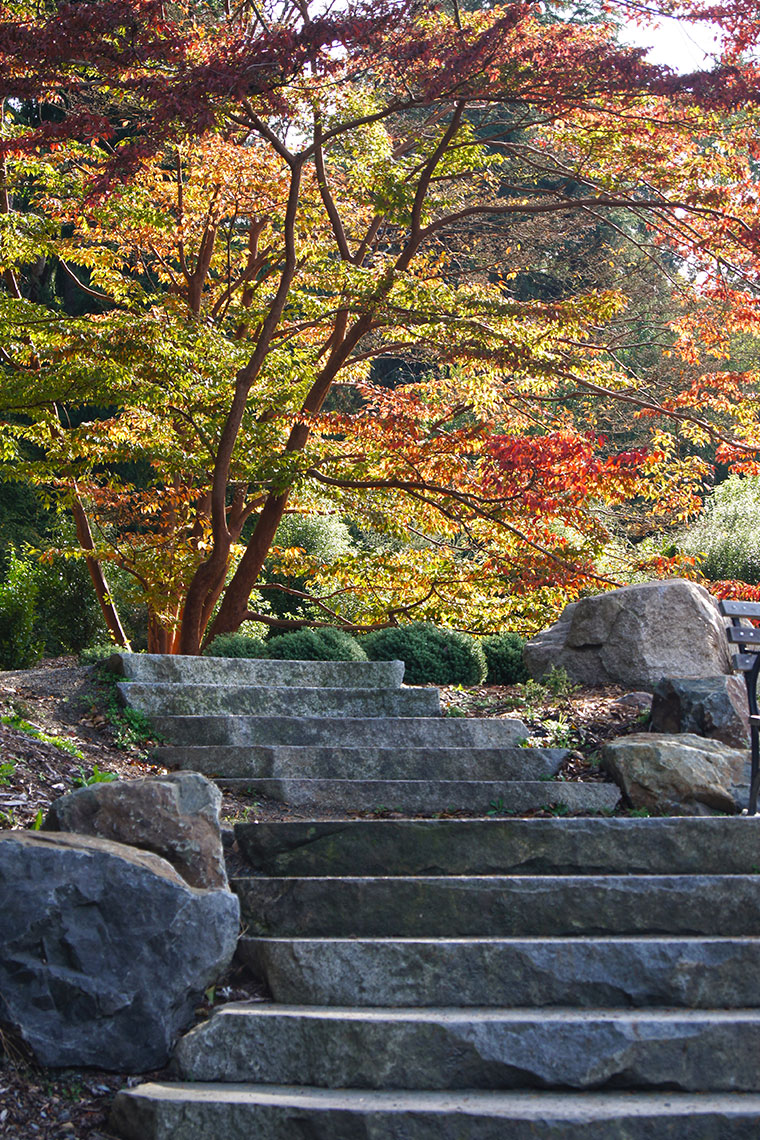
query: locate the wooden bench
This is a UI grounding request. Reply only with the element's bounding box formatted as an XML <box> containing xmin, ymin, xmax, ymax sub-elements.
<box><xmin>719</xmin><ymin>599</ymin><xmax>760</xmax><ymax>815</ymax></box>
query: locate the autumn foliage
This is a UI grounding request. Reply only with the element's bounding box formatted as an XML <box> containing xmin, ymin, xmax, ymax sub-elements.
<box><xmin>1</xmin><ymin>0</ymin><xmax>759</xmax><ymax>651</ymax></box>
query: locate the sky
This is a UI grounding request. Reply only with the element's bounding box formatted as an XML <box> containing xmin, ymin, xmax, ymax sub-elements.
<box><xmin>618</xmin><ymin>15</ymin><xmax>723</xmax><ymax>73</ymax></box>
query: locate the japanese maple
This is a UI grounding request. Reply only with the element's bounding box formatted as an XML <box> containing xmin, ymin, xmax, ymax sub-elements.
<box><xmin>1</xmin><ymin>0</ymin><xmax>759</xmax><ymax>650</ymax></box>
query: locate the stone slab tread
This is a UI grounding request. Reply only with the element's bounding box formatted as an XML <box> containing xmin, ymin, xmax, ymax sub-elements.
<box><xmin>233</xmin><ymin>816</ymin><xmax>760</xmax><ymax>877</ymax></box>
<box><xmin>157</xmin><ymin>744</ymin><xmax>567</xmax><ymax>781</ymax></box>
<box><xmin>232</xmin><ymin>872</ymin><xmax>760</xmax><ymax>937</ymax></box>
<box><xmin>110</xmin><ymin>1083</ymin><xmax>760</xmax><ymax>1140</ymax></box>
<box><xmin>213</xmin><ymin>777</ymin><xmax>620</xmax><ymax>812</ymax></box>
<box><xmin>238</xmin><ymin>933</ymin><xmax>760</xmax><ymax>1008</ymax></box>
<box><xmin>111</xmin><ymin>654</ymin><xmax>406</xmax><ymax>688</ymax></box>
<box><xmin>171</xmin><ymin>1003</ymin><xmax>760</xmax><ymax>1091</ymax></box>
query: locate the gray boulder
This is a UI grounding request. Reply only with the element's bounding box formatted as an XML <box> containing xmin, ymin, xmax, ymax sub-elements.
<box><xmin>601</xmin><ymin>733</ymin><xmax>750</xmax><ymax>815</ymax></box>
<box><xmin>0</xmin><ymin>831</ymin><xmax>239</xmax><ymax>1070</ymax></box>
<box><xmin>524</xmin><ymin>580</ymin><xmax>732</xmax><ymax>690</ymax></box>
<box><xmin>650</xmin><ymin>677</ymin><xmax>749</xmax><ymax>748</ymax></box>
<box><xmin>44</xmin><ymin>771</ymin><xmax>227</xmax><ymax>890</ymax></box>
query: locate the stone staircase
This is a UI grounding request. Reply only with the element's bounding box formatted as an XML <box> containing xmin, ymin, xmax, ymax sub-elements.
<box><xmin>112</xmin><ymin>814</ymin><xmax>760</xmax><ymax>1138</ymax></box>
<box><xmin>109</xmin><ymin>654</ymin><xmax>760</xmax><ymax>1137</ymax></box>
<box><xmin>112</xmin><ymin>652</ymin><xmax>619</xmax><ymax>815</ymax></box>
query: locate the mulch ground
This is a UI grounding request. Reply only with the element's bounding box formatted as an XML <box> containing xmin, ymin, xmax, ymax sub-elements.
<box><xmin>0</xmin><ymin>656</ymin><xmax>650</xmax><ymax>1137</ymax></box>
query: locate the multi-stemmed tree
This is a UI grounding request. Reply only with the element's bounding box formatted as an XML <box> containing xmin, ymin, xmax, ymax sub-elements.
<box><xmin>1</xmin><ymin>0</ymin><xmax>759</xmax><ymax>651</ymax></box>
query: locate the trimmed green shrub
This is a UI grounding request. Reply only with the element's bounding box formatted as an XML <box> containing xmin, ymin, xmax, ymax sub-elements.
<box><xmin>481</xmin><ymin>632</ymin><xmax>529</xmax><ymax>685</ymax></box>
<box><xmin>266</xmin><ymin>627</ymin><xmax>367</xmax><ymax>661</ymax></box>
<box><xmin>0</xmin><ymin>550</ymin><xmax>43</xmax><ymax>669</ymax></box>
<box><xmin>362</xmin><ymin>622</ymin><xmax>487</xmax><ymax>686</ymax></box>
<box><xmin>204</xmin><ymin>632</ymin><xmax>268</xmax><ymax>658</ymax></box>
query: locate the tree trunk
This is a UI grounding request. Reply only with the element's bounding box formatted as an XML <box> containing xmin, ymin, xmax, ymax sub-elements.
<box><xmin>203</xmin><ymin>488</ymin><xmax>290</xmax><ymax>646</ymax></box>
<box><xmin>71</xmin><ymin>498</ymin><xmax>131</xmax><ymax>650</ymax></box>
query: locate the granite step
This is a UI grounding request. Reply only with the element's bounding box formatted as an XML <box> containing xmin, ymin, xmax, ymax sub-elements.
<box><xmin>233</xmin><ymin>817</ymin><xmax>760</xmax><ymax>878</ymax></box>
<box><xmin>238</xmin><ymin>935</ymin><xmax>760</xmax><ymax>1009</ymax></box>
<box><xmin>232</xmin><ymin>873</ymin><xmax>760</xmax><ymax>937</ymax></box>
<box><xmin>170</xmin><ymin>1004</ymin><xmax>760</xmax><ymax>1091</ymax></box>
<box><xmin>108</xmin><ymin>653</ymin><xmax>405</xmax><ymax>689</ymax></box>
<box><xmin>119</xmin><ymin>682</ymin><xmax>439</xmax><ymax>719</ymax></box>
<box><xmin>149</xmin><ymin>714</ymin><xmax>528</xmax><ymax>748</ymax></box>
<box><xmin>154</xmin><ymin>744</ymin><xmax>567</xmax><ymax>781</ymax></box>
<box><xmin>214</xmin><ymin>777</ymin><xmax>619</xmax><ymax>814</ymax></box>
<box><xmin>110</xmin><ymin>1085</ymin><xmax>760</xmax><ymax>1140</ymax></box>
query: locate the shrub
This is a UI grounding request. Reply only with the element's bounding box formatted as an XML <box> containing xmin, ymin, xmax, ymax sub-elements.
<box><xmin>265</xmin><ymin>627</ymin><xmax>367</xmax><ymax>661</ymax></box>
<box><xmin>680</xmin><ymin>476</ymin><xmax>760</xmax><ymax>584</ymax></box>
<box><xmin>481</xmin><ymin>632</ymin><xmax>529</xmax><ymax>685</ymax></box>
<box><xmin>543</xmin><ymin>665</ymin><xmax>576</xmax><ymax>697</ymax></box>
<box><xmin>362</xmin><ymin>622</ymin><xmax>487</xmax><ymax>686</ymax></box>
<box><xmin>0</xmin><ymin>550</ymin><xmax>42</xmax><ymax>669</ymax></box>
<box><xmin>265</xmin><ymin>514</ymin><xmax>357</xmax><ymax>622</ymax></box>
<box><xmin>79</xmin><ymin>642</ymin><xmax>123</xmax><ymax>665</ymax></box>
<box><xmin>34</xmin><ymin>556</ymin><xmax>106</xmax><ymax>655</ymax></box>
<box><xmin>204</xmin><ymin>632</ymin><xmax>268</xmax><ymax>658</ymax></box>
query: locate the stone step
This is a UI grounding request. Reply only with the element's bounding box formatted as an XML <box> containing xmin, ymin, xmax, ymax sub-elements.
<box><xmin>214</xmin><ymin>777</ymin><xmax>619</xmax><ymax>814</ymax></box>
<box><xmin>154</xmin><ymin>744</ymin><xmax>567</xmax><ymax>781</ymax></box>
<box><xmin>234</xmin><ymin>817</ymin><xmax>760</xmax><ymax>877</ymax></box>
<box><xmin>110</xmin><ymin>1085</ymin><xmax>760</xmax><ymax>1140</ymax></box>
<box><xmin>231</xmin><ymin>874</ymin><xmax>760</xmax><ymax>937</ymax></box>
<box><xmin>109</xmin><ymin>653</ymin><xmax>405</xmax><ymax>689</ymax></box>
<box><xmin>239</xmin><ymin>935</ymin><xmax>760</xmax><ymax>1008</ymax></box>
<box><xmin>120</xmin><ymin>682</ymin><xmax>439</xmax><ymax>719</ymax></box>
<box><xmin>170</xmin><ymin>1004</ymin><xmax>760</xmax><ymax>1091</ymax></box>
<box><xmin>150</xmin><ymin>714</ymin><xmax>528</xmax><ymax>748</ymax></box>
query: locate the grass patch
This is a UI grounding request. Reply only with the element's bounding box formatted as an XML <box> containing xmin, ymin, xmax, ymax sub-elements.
<box><xmin>1</xmin><ymin>714</ymin><xmax>84</xmax><ymax>759</ymax></box>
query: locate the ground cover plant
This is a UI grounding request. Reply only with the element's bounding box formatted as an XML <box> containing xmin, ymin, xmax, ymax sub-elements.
<box><xmin>0</xmin><ymin>0</ymin><xmax>759</xmax><ymax>654</ymax></box>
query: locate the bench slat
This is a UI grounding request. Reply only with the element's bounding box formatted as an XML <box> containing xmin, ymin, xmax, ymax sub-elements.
<box><xmin>728</xmin><ymin>627</ymin><xmax>760</xmax><ymax>645</ymax></box>
<box><xmin>734</xmin><ymin>652</ymin><xmax>760</xmax><ymax>672</ymax></box>
<box><xmin>720</xmin><ymin>600</ymin><xmax>760</xmax><ymax>618</ymax></box>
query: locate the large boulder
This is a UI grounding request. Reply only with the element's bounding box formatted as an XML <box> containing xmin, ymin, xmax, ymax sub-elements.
<box><xmin>523</xmin><ymin>580</ymin><xmax>732</xmax><ymax>690</ymax></box>
<box><xmin>601</xmin><ymin>733</ymin><xmax>750</xmax><ymax>815</ymax></box>
<box><xmin>43</xmin><ymin>771</ymin><xmax>227</xmax><ymax>890</ymax></box>
<box><xmin>0</xmin><ymin>831</ymin><xmax>239</xmax><ymax>1070</ymax></box>
<box><xmin>650</xmin><ymin>676</ymin><xmax>749</xmax><ymax>748</ymax></box>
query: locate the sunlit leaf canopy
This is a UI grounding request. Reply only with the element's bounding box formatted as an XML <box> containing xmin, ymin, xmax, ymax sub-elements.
<box><xmin>0</xmin><ymin>0</ymin><xmax>759</xmax><ymax>649</ymax></box>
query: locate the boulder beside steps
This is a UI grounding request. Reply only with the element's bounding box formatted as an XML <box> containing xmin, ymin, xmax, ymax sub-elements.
<box><xmin>112</xmin><ymin>816</ymin><xmax>760</xmax><ymax>1139</ymax></box>
<box><xmin>114</xmin><ymin>652</ymin><xmax>619</xmax><ymax>815</ymax></box>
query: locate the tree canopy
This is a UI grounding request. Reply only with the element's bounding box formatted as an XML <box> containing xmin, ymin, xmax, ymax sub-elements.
<box><xmin>1</xmin><ymin>0</ymin><xmax>759</xmax><ymax>652</ymax></box>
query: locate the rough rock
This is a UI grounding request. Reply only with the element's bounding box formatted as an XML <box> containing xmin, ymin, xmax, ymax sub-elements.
<box><xmin>44</xmin><ymin>771</ymin><xmax>227</xmax><ymax>889</ymax></box>
<box><xmin>613</xmin><ymin>691</ymin><xmax>654</xmax><ymax>715</ymax></box>
<box><xmin>650</xmin><ymin>677</ymin><xmax>749</xmax><ymax>748</ymax></box>
<box><xmin>601</xmin><ymin>732</ymin><xmax>750</xmax><ymax>815</ymax></box>
<box><xmin>0</xmin><ymin>830</ymin><xmax>239</xmax><ymax>1070</ymax></box>
<box><xmin>523</xmin><ymin>580</ymin><xmax>732</xmax><ymax>690</ymax></box>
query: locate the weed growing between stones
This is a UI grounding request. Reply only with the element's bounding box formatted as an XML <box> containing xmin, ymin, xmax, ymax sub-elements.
<box><xmin>94</xmin><ymin>667</ymin><xmax>162</xmax><ymax>754</ymax></box>
<box><xmin>487</xmin><ymin>798</ymin><xmax>517</xmax><ymax>817</ymax></box>
<box><xmin>72</xmin><ymin>765</ymin><xmax>118</xmax><ymax>788</ymax></box>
